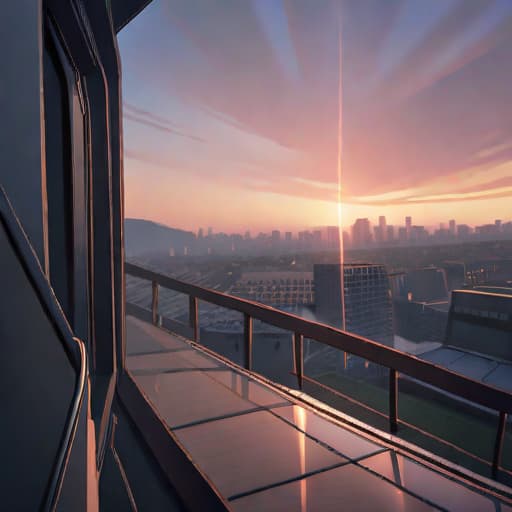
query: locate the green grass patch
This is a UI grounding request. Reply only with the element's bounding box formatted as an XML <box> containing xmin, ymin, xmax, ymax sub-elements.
<box><xmin>310</xmin><ymin>371</ymin><xmax>512</xmax><ymax>475</ymax></box>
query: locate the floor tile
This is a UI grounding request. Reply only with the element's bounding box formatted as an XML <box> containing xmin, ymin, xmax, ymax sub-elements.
<box><xmin>360</xmin><ymin>451</ymin><xmax>504</xmax><ymax>512</ymax></box>
<box><xmin>126</xmin><ymin>316</ymin><xmax>190</xmax><ymax>353</ymax></box>
<box><xmin>231</xmin><ymin>463</ymin><xmax>436</xmax><ymax>512</ymax></box>
<box><xmin>205</xmin><ymin>370</ymin><xmax>289</xmax><ymax>408</ymax></box>
<box><xmin>273</xmin><ymin>405</ymin><xmax>383</xmax><ymax>459</ymax></box>
<box><xmin>135</xmin><ymin>370</ymin><xmax>260</xmax><ymax>428</ymax></box>
<box><xmin>127</xmin><ymin>349</ymin><xmax>219</xmax><ymax>372</ymax></box>
<box><xmin>175</xmin><ymin>410</ymin><xmax>347</xmax><ymax>497</ymax></box>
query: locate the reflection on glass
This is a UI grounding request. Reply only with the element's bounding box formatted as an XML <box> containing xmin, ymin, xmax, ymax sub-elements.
<box><xmin>293</xmin><ymin>406</ymin><xmax>308</xmax><ymax>512</ymax></box>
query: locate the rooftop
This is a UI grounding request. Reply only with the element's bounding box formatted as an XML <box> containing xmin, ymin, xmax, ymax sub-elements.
<box><xmin>421</xmin><ymin>347</ymin><xmax>512</xmax><ymax>393</ymax></box>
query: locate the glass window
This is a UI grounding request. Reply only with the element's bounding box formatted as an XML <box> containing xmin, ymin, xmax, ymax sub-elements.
<box><xmin>118</xmin><ymin>0</ymin><xmax>512</xmax><ymax>478</ymax></box>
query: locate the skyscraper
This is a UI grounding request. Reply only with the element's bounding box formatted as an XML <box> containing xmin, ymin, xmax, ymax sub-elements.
<box><xmin>405</xmin><ymin>216</ymin><xmax>412</xmax><ymax>240</ymax></box>
<box><xmin>379</xmin><ymin>215</ymin><xmax>387</xmax><ymax>243</ymax></box>
<box><xmin>387</xmin><ymin>225</ymin><xmax>395</xmax><ymax>243</ymax></box>
<box><xmin>352</xmin><ymin>218</ymin><xmax>372</xmax><ymax>247</ymax></box>
<box><xmin>314</xmin><ymin>264</ymin><xmax>393</xmax><ymax>346</ymax></box>
<box><xmin>326</xmin><ymin>226</ymin><xmax>340</xmax><ymax>250</ymax></box>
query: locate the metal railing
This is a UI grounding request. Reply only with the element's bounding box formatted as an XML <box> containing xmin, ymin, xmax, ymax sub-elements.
<box><xmin>125</xmin><ymin>262</ymin><xmax>511</xmax><ymax>479</ymax></box>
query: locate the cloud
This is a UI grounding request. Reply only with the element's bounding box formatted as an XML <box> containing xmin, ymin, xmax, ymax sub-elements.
<box><xmin>123</xmin><ymin>111</ymin><xmax>206</xmax><ymax>142</ymax></box>
<box><xmin>124</xmin><ymin>148</ymin><xmax>178</xmax><ymax>170</ymax></box>
<box><xmin>124</xmin><ymin>101</ymin><xmax>184</xmax><ymax>128</ymax></box>
<box><xmin>121</xmin><ymin>0</ymin><xmax>512</xmax><ymax>207</ymax></box>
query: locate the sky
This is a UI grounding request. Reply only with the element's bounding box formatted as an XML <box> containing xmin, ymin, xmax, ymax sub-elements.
<box><xmin>118</xmin><ymin>0</ymin><xmax>512</xmax><ymax>233</ymax></box>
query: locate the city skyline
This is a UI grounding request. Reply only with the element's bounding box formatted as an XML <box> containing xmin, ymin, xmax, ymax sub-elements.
<box><xmin>120</xmin><ymin>1</ymin><xmax>512</xmax><ymax>233</ymax></box>
<box><xmin>129</xmin><ymin>213</ymin><xmax>512</xmax><ymax>238</ymax></box>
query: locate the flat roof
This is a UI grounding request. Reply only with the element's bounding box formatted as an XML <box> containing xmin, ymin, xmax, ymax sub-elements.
<box><xmin>473</xmin><ymin>286</ymin><xmax>512</xmax><ymax>297</ymax></box>
<box><xmin>420</xmin><ymin>346</ymin><xmax>512</xmax><ymax>392</ymax></box>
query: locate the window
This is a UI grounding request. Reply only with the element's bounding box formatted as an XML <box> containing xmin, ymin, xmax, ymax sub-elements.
<box><xmin>118</xmin><ymin>1</ymin><xmax>512</xmax><ymax>478</ymax></box>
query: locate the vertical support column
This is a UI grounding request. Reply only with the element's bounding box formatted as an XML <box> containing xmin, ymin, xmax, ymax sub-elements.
<box><xmin>293</xmin><ymin>332</ymin><xmax>304</xmax><ymax>390</ymax></box>
<box><xmin>389</xmin><ymin>369</ymin><xmax>398</xmax><ymax>433</ymax></box>
<box><xmin>492</xmin><ymin>411</ymin><xmax>507</xmax><ymax>479</ymax></box>
<box><xmin>243</xmin><ymin>313</ymin><xmax>253</xmax><ymax>371</ymax></box>
<box><xmin>189</xmin><ymin>296</ymin><xmax>199</xmax><ymax>342</ymax></box>
<box><xmin>151</xmin><ymin>281</ymin><xmax>159</xmax><ymax>325</ymax></box>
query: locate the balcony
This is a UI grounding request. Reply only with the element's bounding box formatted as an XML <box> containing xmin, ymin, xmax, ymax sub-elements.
<box><xmin>122</xmin><ymin>263</ymin><xmax>512</xmax><ymax>510</ymax></box>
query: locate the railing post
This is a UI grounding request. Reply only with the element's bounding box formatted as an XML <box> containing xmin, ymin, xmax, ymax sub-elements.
<box><xmin>151</xmin><ymin>281</ymin><xmax>159</xmax><ymax>325</ymax></box>
<box><xmin>293</xmin><ymin>332</ymin><xmax>304</xmax><ymax>390</ymax></box>
<box><xmin>189</xmin><ymin>296</ymin><xmax>199</xmax><ymax>342</ymax></box>
<box><xmin>389</xmin><ymin>369</ymin><xmax>398</xmax><ymax>433</ymax></box>
<box><xmin>492</xmin><ymin>411</ymin><xmax>507</xmax><ymax>479</ymax></box>
<box><xmin>243</xmin><ymin>313</ymin><xmax>253</xmax><ymax>370</ymax></box>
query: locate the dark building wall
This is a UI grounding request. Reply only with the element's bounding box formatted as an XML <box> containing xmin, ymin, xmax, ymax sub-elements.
<box><xmin>314</xmin><ymin>264</ymin><xmax>394</xmax><ymax>346</ymax></box>
<box><xmin>442</xmin><ymin>262</ymin><xmax>466</xmax><ymax>291</ymax></box>
<box><xmin>393</xmin><ymin>300</ymin><xmax>448</xmax><ymax>343</ymax></box>
<box><xmin>446</xmin><ymin>290</ymin><xmax>512</xmax><ymax>361</ymax></box>
<box><xmin>0</xmin><ymin>1</ymin><xmax>47</xmax><ymax>267</ymax></box>
<box><xmin>403</xmin><ymin>268</ymin><xmax>448</xmax><ymax>302</ymax></box>
<box><xmin>314</xmin><ymin>264</ymin><xmax>343</xmax><ymax>328</ymax></box>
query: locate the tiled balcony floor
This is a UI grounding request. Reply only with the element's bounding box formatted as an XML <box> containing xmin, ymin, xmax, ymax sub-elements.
<box><xmin>126</xmin><ymin>315</ymin><xmax>512</xmax><ymax>511</ymax></box>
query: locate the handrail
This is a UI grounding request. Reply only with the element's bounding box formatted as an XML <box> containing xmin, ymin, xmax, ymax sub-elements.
<box><xmin>46</xmin><ymin>337</ymin><xmax>87</xmax><ymax>511</ymax></box>
<box><xmin>125</xmin><ymin>261</ymin><xmax>511</xmax><ymax>478</ymax></box>
<box><xmin>1</xmin><ymin>186</ymin><xmax>88</xmax><ymax>510</ymax></box>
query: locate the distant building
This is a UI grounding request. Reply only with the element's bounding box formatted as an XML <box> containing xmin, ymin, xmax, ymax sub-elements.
<box><xmin>373</xmin><ymin>226</ymin><xmax>380</xmax><ymax>244</ymax></box>
<box><xmin>475</xmin><ymin>224</ymin><xmax>500</xmax><ymax>238</ymax></box>
<box><xmin>449</xmin><ymin>219</ymin><xmax>456</xmax><ymax>236</ymax></box>
<box><xmin>393</xmin><ymin>300</ymin><xmax>449</xmax><ymax>343</ymax></box>
<box><xmin>271</xmin><ymin>230</ymin><xmax>280</xmax><ymax>243</ymax></box>
<box><xmin>402</xmin><ymin>267</ymin><xmax>449</xmax><ymax>302</ymax></box>
<box><xmin>230</xmin><ymin>271</ymin><xmax>314</xmax><ymax>310</ymax></box>
<box><xmin>410</xmin><ymin>225</ymin><xmax>429</xmax><ymax>243</ymax></box>
<box><xmin>447</xmin><ymin>289</ymin><xmax>512</xmax><ymax>361</ymax></box>
<box><xmin>342</xmin><ymin>230</ymin><xmax>350</xmax><ymax>249</ymax></box>
<box><xmin>299</xmin><ymin>230</ymin><xmax>313</xmax><ymax>250</ymax></box>
<box><xmin>284</xmin><ymin>231</ymin><xmax>292</xmax><ymax>242</ymax></box>
<box><xmin>391</xmin><ymin>267</ymin><xmax>450</xmax><ymax>343</ymax></box>
<box><xmin>352</xmin><ymin>218</ymin><xmax>372</xmax><ymax>248</ymax></box>
<box><xmin>314</xmin><ymin>264</ymin><xmax>393</xmax><ymax>346</ymax></box>
<box><xmin>457</xmin><ymin>224</ymin><xmax>472</xmax><ymax>238</ymax></box>
<box><xmin>386</xmin><ymin>225</ymin><xmax>394</xmax><ymax>243</ymax></box>
<box><xmin>378</xmin><ymin>216</ymin><xmax>387</xmax><ymax>243</ymax></box>
<box><xmin>326</xmin><ymin>226</ymin><xmax>340</xmax><ymax>250</ymax></box>
<box><xmin>442</xmin><ymin>261</ymin><xmax>466</xmax><ymax>291</ymax></box>
<box><xmin>405</xmin><ymin>216</ymin><xmax>412</xmax><ymax>239</ymax></box>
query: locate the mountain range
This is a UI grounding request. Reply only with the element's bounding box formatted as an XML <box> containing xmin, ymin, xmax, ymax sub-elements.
<box><xmin>124</xmin><ymin>218</ymin><xmax>195</xmax><ymax>257</ymax></box>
